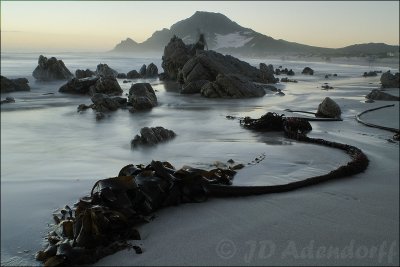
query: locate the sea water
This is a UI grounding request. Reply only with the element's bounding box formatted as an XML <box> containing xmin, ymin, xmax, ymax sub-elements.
<box><xmin>1</xmin><ymin>52</ymin><xmax>398</xmax><ymax>265</ymax></box>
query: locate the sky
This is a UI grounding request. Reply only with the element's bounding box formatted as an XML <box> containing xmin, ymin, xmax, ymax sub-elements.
<box><xmin>1</xmin><ymin>1</ymin><xmax>399</xmax><ymax>52</ymax></box>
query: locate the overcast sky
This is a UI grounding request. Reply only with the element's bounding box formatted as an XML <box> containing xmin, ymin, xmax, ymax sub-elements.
<box><xmin>1</xmin><ymin>1</ymin><xmax>399</xmax><ymax>52</ymax></box>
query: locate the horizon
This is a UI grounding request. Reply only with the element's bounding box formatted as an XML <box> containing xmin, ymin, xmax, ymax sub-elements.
<box><xmin>1</xmin><ymin>1</ymin><xmax>399</xmax><ymax>53</ymax></box>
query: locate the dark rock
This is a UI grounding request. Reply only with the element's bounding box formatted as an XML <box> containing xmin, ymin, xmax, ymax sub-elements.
<box><xmin>315</xmin><ymin>97</ymin><xmax>341</xmax><ymax>119</ymax></box>
<box><xmin>301</xmin><ymin>67</ymin><xmax>314</xmax><ymax>75</ymax></box>
<box><xmin>259</xmin><ymin>63</ymin><xmax>276</xmax><ymax>83</ymax></box>
<box><xmin>32</xmin><ymin>55</ymin><xmax>73</xmax><ymax>81</ymax></box>
<box><xmin>200</xmin><ymin>74</ymin><xmax>266</xmax><ymax>98</ymax></box>
<box><xmin>95</xmin><ymin>64</ymin><xmax>118</xmax><ymax>78</ymax></box>
<box><xmin>1</xmin><ymin>76</ymin><xmax>30</xmax><ymax>92</ymax></box>
<box><xmin>117</xmin><ymin>73</ymin><xmax>127</xmax><ymax>79</ymax></box>
<box><xmin>380</xmin><ymin>71</ymin><xmax>400</xmax><ymax>88</ymax></box>
<box><xmin>59</xmin><ymin>77</ymin><xmax>99</xmax><ymax>94</ymax></box>
<box><xmin>287</xmin><ymin>69</ymin><xmax>295</xmax><ymax>76</ymax></box>
<box><xmin>363</xmin><ymin>71</ymin><xmax>378</xmax><ymax>77</ymax></box>
<box><xmin>365</xmin><ymin>99</ymin><xmax>375</xmax><ymax>103</ymax></box>
<box><xmin>127</xmin><ymin>70</ymin><xmax>141</xmax><ymax>79</ymax></box>
<box><xmin>325</xmin><ymin>75</ymin><xmax>329</xmax><ymax>79</ymax></box>
<box><xmin>275</xmin><ymin>69</ymin><xmax>281</xmax><ymax>75</ymax></box>
<box><xmin>128</xmin><ymin>83</ymin><xmax>157</xmax><ymax>110</ymax></box>
<box><xmin>1</xmin><ymin>97</ymin><xmax>16</xmax><ymax>104</ymax></box>
<box><xmin>123</xmin><ymin>80</ymin><xmax>132</xmax><ymax>83</ymax></box>
<box><xmin>88</xmin><ymin>77</ymin><xmax>123</xmax><ymax>96</ymax></box>
<box><xmin>161</xmin><ymin>36</ymin><xmax>191</xmax><ymax>80</ymax></box>
<box><xmin>77</xmin><ymin>104</ymin><xmax>92</xmax><ymax>112</ymax></box>
<box><xmin>146</xmin><ymin>63</ymin><xmax>158</xmax><ymax>77</ymax></box>
<box><xmin>131</xmin><ymin>126</ymin><xmax>176</xmax><ymax>148</ymax></box>
<box><xmin>181</xmin><ymin>80</ymin><xmax>209</xmax><ymax>94</ymax></box>
<box><xmin>139</xmin><ymin>65</ymin><xmax>147</xmax><ymax>76</ymax></box>
<box><xmin>75</xmin><ymin>69</ymin><xmax>95</xmax><ymax>79</ymax></box>
<box><xmin>321</xmin><ymin>84</ymin><xmax>334</xmax><ymax>90</ymax></box>
<box><xmin>276</xmin><ymin>89</ymin><xmax>285</xmax><ymax>96</ymax></box>
<box><xmin>366</xmin><ymin>89</ymin><xmax>399</xmax><ymax>101</ymax></box>
<box><xmin>333</xmin><ymin>74</ymin><xmax>337</xmax><ymax>77</ymax></box>
<box><xmin>280</xmin><ymin>77</ymin><xmax>298</xmax><ymax>83</ymax></box>
<box><xmin>90</xmin><ymin>93</ymin><xmax>127</xmax><ymax>112</ymax></box>
<box><xmin>158</xmin><ymin>72</ymin><xmax>170</xmax><ymax>81</ymax></box>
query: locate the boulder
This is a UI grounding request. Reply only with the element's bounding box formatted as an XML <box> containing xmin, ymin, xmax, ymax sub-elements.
<box><xmin>90</xmin><ymin>93</ymin><xmax>127</xmax><ymax>112</ymax></box>
<box><xmin>128</xmin><ymin>83</ymin><xmax>157</xmax><ymax>110</ymax></box>
<box><xmin>200</xmin><ymin>74</ymin><xmax>266</xmax><ymax>98</ymax></box>
<box><xmin>315</xmin><ymin>97</ymin><xmax>341</xmax><ymax>119</ymax></box>
<box><xmin>32</xmin><ymin>55</ymin><xmax>73</xmax><ymax>81</ymax></box>
<box><xmin>363</xmin><ymin>71</ymin><xmax>378</xmax><ymax>77</ymax></box>
<box><xmin>161</xmin><ymin>36</ymin><xmax>192</xmax><ymax>80</ymax></box>
<box><xmin>127</xmin><ymin>70</ymin><xmax>141</xmax><ymax>79</ymax></box>
<box><xmin>301</xmin><ymin>67</ymin><xmax>314</xmax><ymax>75</ymax></box>
<box><xmin>259</xmin><ymin>63</ymin><xmax>276</xmax><ymax>83</ymax></box>
<box><xmin>59</xmin><ymin>77</ymin><xmax>99</xmax><ymax>94</ymax></box>
<box><xmin>1</xmin><ymin>76</ymin><xmax>30</xmax><ymax>92</ymax></box>
<box><xmin>95</xmin><ymin>64</ymin><xmax>118</xmax><ymax>78</ymax></box>
<box><xmin>89</xmin><ymin>77</ymin><xmax>122</xmax><ymax>96</ymax></box>
<box><xmin>146</xmin><ymin>63</ymin><xmax>158</xmax><ymax>77</ymax></box>
<box><xmin>287</xmin><ymin>69</ymin><xmax>295</xmax><ymax>76</ymax></box>
<box><xmin>181</xmin><ymin>80</ymin><xmax>209</xmax><ymax>94</ymax></box>
<box><xmin>117</xmin><ymin>73</ymin><xmax>127</xmax><ymax>79</ymax></box>
<box><xmin>139</xmin><ymin>64</ymin><xmax>147</xmax><ymax>76</ymax></box>
<box><xmin>1</xmin><ymin>97</ymin><xmax>16</xmax><ymax>105</ymax></box>
<box><xmin>131</xmin><ymin>126</ymin><xmax>176</xmax><ymax>148</ymax></box>
<box><xmin>366</xmin><ymin>89</ymin><xmax>399</xmax><ymax>101</ymax></box>
<box><xmin>380</xmin><ymin>71</ymin><xmax>400</xmax><ymax>88</ymax></box>
<box><xmin>75</xmin><ymin>69</ymin><xmax>95</xmax><ymax>79</ymax></box>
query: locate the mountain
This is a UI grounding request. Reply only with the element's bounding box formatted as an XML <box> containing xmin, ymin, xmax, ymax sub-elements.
<box><xmin>111</xmin><ymin>11</ymin><xmax>399</xmax><ymax>57</ymax></box>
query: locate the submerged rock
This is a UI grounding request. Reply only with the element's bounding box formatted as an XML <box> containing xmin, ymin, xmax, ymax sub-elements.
<box><xmin>380</xmin><ymin>71</ymin><xmax>400</xmax><ymax>88</ymax></box>
<box><xmin>131</xmin><ymin>126</ymin><xmax>176</xmax><ymax>147</ymax></box>
<box><xmin>1</xmin><ymin>76</ymin><xmax>30</xmax><ymax>92</ymax></box>
<box><xmin>32</xmin><ymin>55</ymin><xmax>73</xmax><ymax>81</ymax></box>
<box><xmin>75</xmin><ymin>69</ymin><xmax>95</xmax><ymax>79</ymax></box>
<box><xmin>59</xmin><ymin>77</ymin><xmax>99</xmax><ymax>94</ymax></box>
<box><xmin>301</xmin><ymin>67</ymin><xmax>314</xmax><ymax>75</ymax></box>
<box><xmin>363</xmin><ymin>71</ymin><xmax>378</xmax><ymax>77</ymax></box>
<box><xmin>200</xmin><ymin>74</ymin><xmax>266</xmax><ymax>98</ymax></box>
<box><xmin>315</xmin><ymin>97</ymin><xmax>341</xmax><ymax>119</ymax></box>
<box><xmin>366</xmin><ymin>89</ymin><xmax>399</xmax><ymax>101</ymax></box>
<box><xmin>95</xmin><ymin>64</ymin><xmax>118</xmax><ymax>78</ymax></box>
<box><xmin>1</xmin><ymin>97</ymin><xmax>16</xmax><ymax>105</ymax></box>
<box><xmin>90</xmin><ymin>93</ymin><xmax>127</xmax><ymax>112</ymax></box>
<box><xmin>89</xmin><ymin>77</ymin><xmax>123</xmax><ymax>96</ymax></box>
<box><xmin>128</xmin><ymin>83</ymin><xmax>157</xmax><ymax>110</ymax></box>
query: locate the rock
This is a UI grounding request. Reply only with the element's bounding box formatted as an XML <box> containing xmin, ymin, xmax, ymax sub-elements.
<box><xmin>75</xmin><ymin>69</ymin><xmax>95</xmax><ymax>79</ymax></box>
<box><xmin>88</xmin><ymin>77</ymin><xmax>123</xmax><ymax>96</ymax></box>
<box><xmin>161</xmin><ymin>36</ymin><xmax>192</xmax><ymax>80</ymax></box>
<box><xmin>321</xmin><ymin>84</ymin><xmax>334</xmax><ymax>90</ymax></box>
<box><xmin>77</xmin><ymin>104</ymin><xmax>92</xmax><ymax>112</ymax></box>
<box><xmin>366</xmin><ymin>89</ymin><xmax>399</xmax><ymax>101</ymax></box>
<box><xmin>32</xmin><ymin>55</ymin><xmax>73</xmax><ymax>81</ymax></box>
<box><xmin>275</xmin><ymin>69</ymin><xmax>281</xmax><ymax>75</ymax></box>
<box><xmin>301</xmin><ymin>67</ymin><xmax>314</xmax><ymax>75</ymax></box>
<box><xmin>127</xmin><ymin>70</ymin><xmax>141</xmax><ymax>79</ymax></box>
<box><xmin>1</xmin><ymin>76</ymin><xmax>30</xmax><ymax>92</ymax></box>
<box><xmin>123</xmin><ymin>80</ymin><xmax>132</xmax><ymax>83</ymax></box>
<box><xmin>287</xmin><ymin>69</ymin><xmax>295</xmax><ymax>76</ymax></box>
<box><xmin>200</xmin><ymin>74</ymin><xmax>266</xmax><ymax>98</ymax></box>
<box><xmin>117</xmin><ymin>73</ymin><xmax>127</xmax><ymax>79</ymax></box>
<box><xmin>131</xmin><ymin>127</ymin><xmax>176</xmax><ymax>147</ymax></box>
<box><xmin>380</xmin><ymin>71</ymin><xmax>400</xmax><ymax>88</ymax></box>
<box><xmin>315</xmin><ymin>97</ymin><xmax>341</xmax><ymax>119</ymax></box>
<box><xmin>363</xmin><ymin>71</ymin><xmax>378</xmax><ymax>77</ymax></box>
<box><xmin>365</xmin><ymin>99</ymin><xmax>375</xmax><ymax>103</ymax></box>
<box><xmin>59</xmin><ymin>77</ymin><xmax>99</xmax><ymax>94</ymax></box>
<box><xmin>280</xmin><ymin>77</ymin><xmax>298</xmax><ymax>83</ymax></box>
<box><xmin>1</xmin><ymin>97</ymin><xmax>16</xmax><ymax>105</ymax></box>
<box><xmin>128</xmin><ymin>83</ymin><xmax>157</xmax><ymax>110</ymax></box>
<box><xmin>146</xmin><ymin>63</ymin><xmax>158</xmax><ymax>77</ymax></box>
<box><xmin>158</xmin><ymin>72</ymin><xmax>170</xmax><ymax>81</ymax></box>
<box><xmin>181</xmin><ymin>80</ymin><xmax>209</xmax><ymax>94</ymax></box>
<box><xmin>90</xmin><ymin>93</ymin><xmax>127</xmax><ymax>112</ymax></box>
<box><xmin>276</xmin><ymin>89</ymin><xmax>285</xmax><ymax>96</ymax></box>
<box><xmin>139</xmin><ymin>65</ymin><xmax>147</xmax><ymax>76</ymax></box>
<box><xmin>259</xmin><ymin>63</ymin><xmax>276</xmax><ymax>84</ymax></box>
<box><xmin>95</xmin><ymin>64</ymin><xmax>118</xmax><ymax>78</ymax></box>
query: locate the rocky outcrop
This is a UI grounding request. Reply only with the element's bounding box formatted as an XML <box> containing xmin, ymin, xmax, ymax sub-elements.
<box><xmin>75</xmin><ymin>69</ymin><xmax>95</xmax><ymax>79</ymax></box>
<box><xmin>315</xmin><ymin>97</ymin><xmax>341</xmax><ymax>119</ymax></box>
<box><xmin>90</xmin><ymin>93</ymin><xmax>127</xmax><ymax>112</ymax></box>
<box><xmin>139</xmin><ymin>65</ymin><xmax>147</xmax><ymax>76</ymax></box>
<box><xmin>259</xmin><ymin>63</ymin><xmax>276</xmax><ymax>83</ymax></box>
<box><xmin>366</xmin><ymin>89</ymin><xmax>399</xmax><ymax>101</ymax></box>
<box><xmin>117</xmin><ymin>73</ymin><xmax>127</xmax><ymax>79</ymax></box>
<box><xmin>301</xmin><ymin>67</ymin><xmax>314</xmax><ymax>75</ymax></box>
<box><xmin>127</xmin><ymin>70</ymin><xmax>141</xmax><ymax>79</ymax></box>
<box><xmin>181</xmin><ymin>80</ymin><xmax>209</xmax><ymax>94</ymax></box>
<box><xmin>161</xmin><ymin>36</ymin><xmax>192</xmax><ymax>80</ymax></box>
<box><xmin>131</xmin><ymin>126</ymin><xmax>176</xmax><ymax>148</ymax></box>
<box><xmin>200</xmin><ymin>74</ymin><xmax>266</xmax><ymax>98</ymax></box>
<box><xmin>32</xmin><ymin>55</ymin><xmax>73</xmax><ymax>81</ymax></box>
<box><xmin>146</xmin><ymin>63</ymin><xmax>158</xmax><ymax>77</ymax></box>
<box><xmin>95</xmin><ymin>64</ymin><xmax>118</xmax><ymax>78</ymax></box>
<box><xmin>59</xmin><ymin>77</ymin><xmax>99</xmax><ymax>94</ymax></box>
<box><xmin>380</xmin><ymin>71</ymin><xmax>400</xmax><ymax>88</ymax></box>
<box><xmin>128</xmin><ymin>83</ymin><xmax>158</xmax><ymax>111</ymax></box>
<box><xmin>89</xmin><ymin>77</ymin><xmax>123</xmax><ymax>96</ymax></box>
<box><xmin>1</xmin><ymin>76</ymin><xmax>30</xmax><ymax>92</ymax></box>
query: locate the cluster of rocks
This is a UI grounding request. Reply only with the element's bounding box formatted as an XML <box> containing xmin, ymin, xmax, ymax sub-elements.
<box><xmin>325</xmin><ymin>74</ymin><xmax>338</xmax><ymax>79</ymax></box>
<box><xmin>365</xmin><ymin>89</ymin><xmax>399</xmax><ymax>101</ymax></box>
<box><xmin>380</xmin><ymin>71</ymin><xmax>399</xmax><ymax>88</ymax></box>
<box><xmin>315</xmin><ymin>97</ymin><xmax>341</xmax><ymax>119</ymax></box>
<box><xmin>275</xmin><ymin>67</ymin><xmax>295</xmax><ymax>76</ymax></box>
<box><xmin>1</xmin><ymin>97</ymin><xmax>15</xmax><ymax>105</ymax></box>
<box><xmin>280</xmin><ymin>77</ymin><xmax>298</xmax><ymax>83</ymax></box>
<box><xmin>1</xmin><ymin>76</ymin><xmax>30</xmax><ymax>93</ymax></box>
<box><xmin>131</xmin><ymin>127</ymin><xmax>176</xmax><ymax>148</ymax></box>
<box><xmin>75</xmin><ymin>69</ymin><xmax>95</xmax><ymax>79</ymax></box>
<box><xmin>160</xmin><ymin>35</ymin><xmax>276</xmax><ymax>98</ymax></box>
<box><xmin>59</xmin><ymin>76</ymin><xmax>122</xmax><ymax>96</ymax></box>
<box><xmin>321</xmin><ymin>83</ymin><xmax>334</xmax><ymax>90</ymax></box>
<box><xmin>362</xmin><ymin>71</ymin><xmax>381</xmax><ymax>77</ymax></box>
<box><xmin>33</xmin><ymin>55</ymin><xmax>73</xmax><ymax>81</ymax></box>
<box><xmin>301</xmin><ymin>67</ymin><xmax>314</xmax><ymax>75</ymax></box>
<box><xmin>118</xmin><ymin>63</ymin><xmax>159</xmax><ymax>80</ymax></box>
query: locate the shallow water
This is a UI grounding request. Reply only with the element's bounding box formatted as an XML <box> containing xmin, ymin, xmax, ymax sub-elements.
<box><xmin>1</xmin><ymin>52</ymin><xmax>399</xmax><ymax>265</ymax></box>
